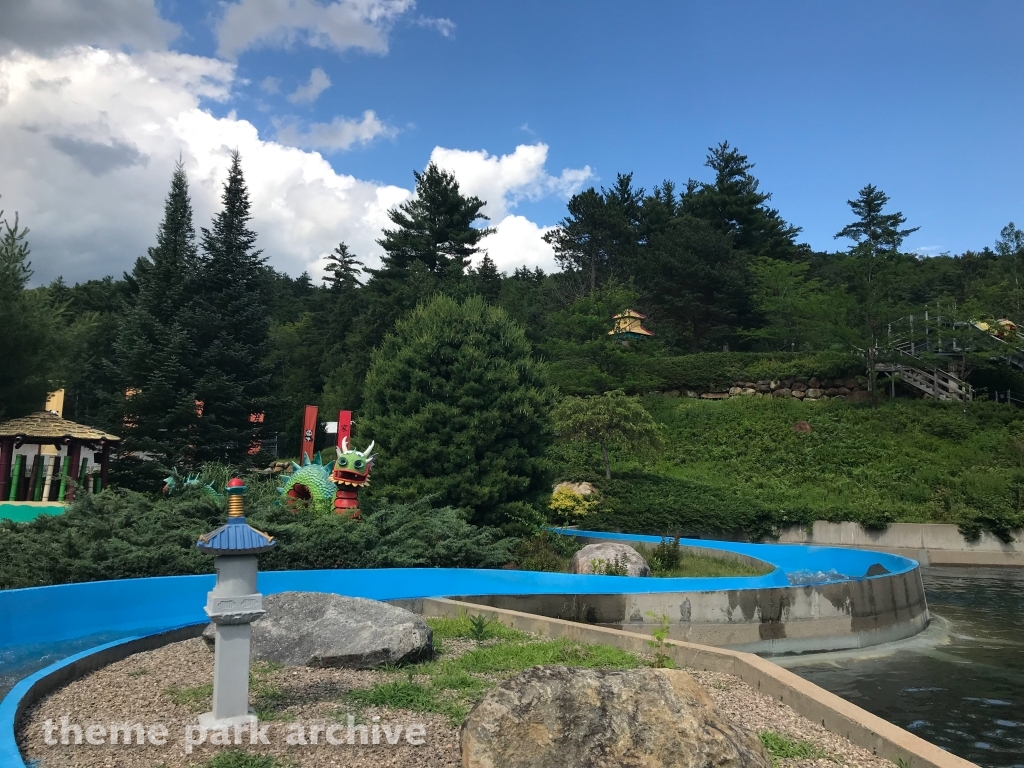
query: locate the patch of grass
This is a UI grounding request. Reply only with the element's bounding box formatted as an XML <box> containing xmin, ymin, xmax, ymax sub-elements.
<box><xmin>344</xmin><ymin>631</ymin><xmax>643</xmax><ymax>727</ymax></box>
<box><xmin>759</xmin><ymin>731</ymin><xmax>830</xmax><ymax>765</ymax></box>
<box><xmin>342</xmin><ymin>679</ymin><xmax>466</xmax><ymax>723</ymax></box>
<box><xmin>163</xmin><ymin>683</ymin><xmax>212</xmax><ymax>711</ymax></box>
<box><xmin>198</xmin><ymin>753</ymin><xmax>294</xmax><ymax>768</ymax></box>
<box><xmin>426</xmin><ymin>614</ymin><xmax>528</xmax><ymax>642</ymax></box>
<box><xmin>455</xmin><ymin>638</ymin><xmax>640</xmax><ymax>674</ymax></box>
<box><xmin>250</xmin><ymin>661</ymin><xmax>291</xmax><ymax>721</ymax></box>
<box><xmin>127</xmin><ymin>668</ymin><xmax>148</xmax><ymax>678</ymax></box>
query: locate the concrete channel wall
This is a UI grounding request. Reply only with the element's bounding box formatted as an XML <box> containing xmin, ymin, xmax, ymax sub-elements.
<box><xmin>775</xmin><ymin>522</ymin><xmax>1024</xmax><ymax>566</ymax></box>
<box><xmin>455</xmin><ymin>536</ymin><xmax>931</xmax><ymax>655</ymax></box>
<box><xmin>411</xmin><ymin>598</ymin><xmax>976</xmax><ymax>768</ymax></box>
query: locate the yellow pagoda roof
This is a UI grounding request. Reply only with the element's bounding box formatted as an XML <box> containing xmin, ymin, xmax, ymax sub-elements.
<box><xmin>0</xmin><ymin>412</ymin><xmax>120</xmax><ymax>443</ymax></box>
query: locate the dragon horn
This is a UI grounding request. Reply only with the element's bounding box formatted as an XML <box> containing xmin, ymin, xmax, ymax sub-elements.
<box><xmin>365</xmin><ymin>440</ymin><xmax>375</xmax><ymax>456</ymax></box>
<box><xmin>341</xmin><ymin>436</ymin><xmax>349</xmax><ymax>452</ymax></box>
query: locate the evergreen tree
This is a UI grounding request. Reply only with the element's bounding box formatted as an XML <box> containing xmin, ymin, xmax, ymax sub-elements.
<box><xmin>644</xmin><ymin>214</ymin><xmax>750</xmax><ymax>352</ymax></box>
<box><xmin>470</xmin><ymin>253</ymin><xmax>502</xmax><ymax>303</ymax></box>
<box><xmin>835</xmin><ymin>184</ymin><xmax>919</xmax><ymax>397</ymax></box>
<box><xmin>360</xmin><ymin>295</ymin><xmax>555</xmax><ymax>529</ymax></box>
<box><xmin>995</xmin><ymin>222</ymin><xmax>1024</xmax><ymax>316</ymax></box>
<box><xmin>113</xmin><ymin>160</ymin><xmax>201</xmax><ymax>468</ymax></box>
<box><xmin>189</xmin><ymin>150</ymin><xmax>271</xmax><ymax>463</ymax></box>
<box><xmin>376</xmin><ymin>163</ymin><xmax>493</xmax><ymax>277</ymax></box>
<box><xmin>323</xmin><ymin>242</ymin><xmax>364</xmax><ymax>292</ymax></box>
<box><xmin>684</xmin><ymin>142</ymin><xmax>803</xmax><ymax>261</ymax></box>
<box><xmin>0</xmin><ymin>203</ymin><xmax>55</xmax><ymax>419</ymax></box>
<box><xmin>544</xmin><ymin>173</ymin><xmax>645</xmax><ymax>296</ymax></box>
<box><xmin>334</xmin><ymin>165</ymin><xmax>493</xmax><ymax>394</ymax></box>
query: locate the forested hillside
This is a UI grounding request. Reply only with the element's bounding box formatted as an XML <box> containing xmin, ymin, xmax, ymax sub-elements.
<box><xmin>3</xmin><ymin>141</ymin><xmax>1024</xmax><ymax>538</ymax></box>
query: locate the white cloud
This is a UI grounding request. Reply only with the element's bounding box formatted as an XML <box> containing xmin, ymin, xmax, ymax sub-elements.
<box><xmin>275</xmin><ymin>110</ymin><xmax>396</xmax><ymax>152</ymax></box>
<box><xmin>413</xmin><ymin>17</ymin><xmax>456</xmax><ymax>37</ymax></box>
<box><xmin>0</xmin><ymin>47</ymin><xmax>408</xmax><ymax>284</ymax></box>
<box><xmin>429</xmin><ymin>143</ymin><xmax>592</xmax><ymax>220</ymax></box>
<box><xmin>287</xmin><ymin>67</ymin><xmax>331</xmax><ymax>104</ymax></box>
<box><xmin>479</xmin><ymin>215</ymin><xmax>557</xmax><ymax>274</ymax></box>
<box><xmin>0</xmin><ymin>0</ymin><xmax>179</xmax><ymax>55</ymax></box>
<box><xmin>216</xmin><ymin>0</ymin><xmax>415</xmax><ymax>59</ymax></box>
<box><xmin>260</xmin><ymin>76</ymin><xmax>281</xmax><ymax>94</ymax></box>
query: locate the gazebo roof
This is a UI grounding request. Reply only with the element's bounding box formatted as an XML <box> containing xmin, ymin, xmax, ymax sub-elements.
<box><xmin>0</xmin><ymin>412</ymin><xmax>120</xmax><ymax>443</ymax></box>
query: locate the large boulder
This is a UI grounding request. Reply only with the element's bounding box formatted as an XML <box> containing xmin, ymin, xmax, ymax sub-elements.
<box><xmin>461</xmin><ymin>666</ymin><xmax>769</xmax><ymax>768</ymax></box>
<box><xmin>569</xmin><ymin>542</ymin><xmax>650</xmax><ymax>577</ymax></box>
<box><xmin>203</xmin><ymin>592</ymin><xmax>432</xmax><ymax>668</ymax></box>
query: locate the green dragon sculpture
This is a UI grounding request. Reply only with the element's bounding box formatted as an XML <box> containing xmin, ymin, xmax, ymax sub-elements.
<box><xmin>277</xmin><ymin>439</ymin><xmax>375</xmax><ymax>517</ymax></box>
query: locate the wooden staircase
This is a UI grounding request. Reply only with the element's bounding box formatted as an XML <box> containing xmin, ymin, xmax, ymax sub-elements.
<box><xmin>874</xmin><ymin>345</ymin><xmax>973</xmax><ymax>403</ymax></box>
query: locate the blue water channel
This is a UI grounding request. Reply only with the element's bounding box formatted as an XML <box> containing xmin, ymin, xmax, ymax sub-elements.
<box><xmin>781</xmin><ymin>566</ymin><xmax>1024</xmax><ymax>768</ymax></box>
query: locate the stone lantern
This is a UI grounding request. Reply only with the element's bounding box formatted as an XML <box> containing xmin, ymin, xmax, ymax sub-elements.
<box><xmin>196</xmin><ymin>477</ymin><xmax>277</xmax><ymax>729</ymax></box>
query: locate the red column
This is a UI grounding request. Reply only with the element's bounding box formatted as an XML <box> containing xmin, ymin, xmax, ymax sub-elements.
<box><xmin>300</xmin><ymin>405</ymin><xmax>318</xmax><ymax>462</ymax></box>
<box><xmin>336</xmin><ymin>410</ymin><xmax>352</xmax><ymax>449</ymax></box>
<box><xmin>0</xmin><ymin>439</ymin><xmax>12</xmax><ymax>502</ymax></box>
<box><xmin>67</xmin><ymin>442</ymin><xmax>82</xmax><ymax>502</ymax></box>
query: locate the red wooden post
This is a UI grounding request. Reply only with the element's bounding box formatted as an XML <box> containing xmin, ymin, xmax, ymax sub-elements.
<box><xmin>300</xmin><ymin>405</ymin><xmax>319</xmax><ymax>462</ymax></box>
<box><xmin>66</xmin><ymin>441</ymin><xmax>82</xmax><ymax>502</ymax></box>
<box><xmin>0</xmin><ymin>439</ymin><xmax>11</xmax><ymax>502</ymax></box>
<box><xmin>336</xmin><ymin>410</ymin><xmax>352</xmax><ymax>449</ymax></box>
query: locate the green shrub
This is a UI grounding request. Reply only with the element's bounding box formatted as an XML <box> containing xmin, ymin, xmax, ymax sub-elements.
<box><xmin>360</xmin><ymin>295</ymin><xmax>556</xmax><ymax>529</ymax></box>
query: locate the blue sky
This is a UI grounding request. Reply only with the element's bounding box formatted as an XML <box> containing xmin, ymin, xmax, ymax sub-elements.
<box><xmin>1</xmin><ymin>1</ymin><xmax>1022</xmax><ymax>283</ymax></box>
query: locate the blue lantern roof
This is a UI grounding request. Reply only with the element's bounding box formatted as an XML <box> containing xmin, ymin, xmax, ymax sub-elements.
<box><xmin>197</xmin><ymin>516</ymin><xmax>277</xmax><ymax>555</ymax></box>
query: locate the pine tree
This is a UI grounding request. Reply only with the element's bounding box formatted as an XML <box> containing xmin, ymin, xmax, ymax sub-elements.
<box><xmin>544</xmin><ymin>173</ymin><xmax>645</xmax><ymax>297</ymax></box>
<box><xmin>113</xmin><ymin>160</ymin><xmax>202</xmax><ymax>468</ymax></box>
<box><xmin>684</xmin><ymin>142</ymin><xmax>803</xmax><ymax>261</ymax></box>
<box><xmin>323</xmin><ymin>242</ymin><xmax>364</xmax><ymax>293</ymax></box>
<box><xmin>189</xmin><ymin>150</ymin><xmax>271</xmax><ymax>464</ymax></box>
<box><xmin>332</xmin><ymin>165</ymin><xmax>493</xmax><ymax>394</ymax></box>
<box><xmin>470</xmin><ymin>253</ymin><xmax>502</xmax><ymax>303</ymax></box>
<box><xmin>360</xmin><ymin>295</ymin><xmax>555</xmax><ymax>528</ymax></box>
<box><xmin>0</xmin><ymin>202</ymin><xmax>55</xmax><ymax>419</ymax></box>
<box><xmin>376</xmin><ymin>163</ymin><xmax>493</xmax><ymax>277</ymax></box>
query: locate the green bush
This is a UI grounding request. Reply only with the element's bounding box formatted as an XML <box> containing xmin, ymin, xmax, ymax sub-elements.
<box><xmin>0</xmin><ymin>489</ymin><xmax>516</xmax><ymax>590</ymax></box>
<box><xmin>360</xmin><ymin>295</ymin><xmax>556</xmax><ymax>529</ymax></box>
<box><xmin>545</xmin><ymin>350</ymin><xmax>863</xmax><ymax>397</ymax></box>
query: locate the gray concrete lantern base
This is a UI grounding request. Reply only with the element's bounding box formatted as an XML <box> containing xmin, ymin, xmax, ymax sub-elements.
<box><xmin>198</xmin><ymin>711</ymin><xmax>258</xmax><ymax>731</ymax></box>
<box><xmin>206</xmin><ymin>554</ymin><xmax>261</xmax><ymax>723</ymax></box>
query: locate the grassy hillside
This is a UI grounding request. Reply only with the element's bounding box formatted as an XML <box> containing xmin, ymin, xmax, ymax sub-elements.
<box><xmin>552</xmin><ymin>397</ymin><xmax>1024</xmax><ymax>541</ymax></box>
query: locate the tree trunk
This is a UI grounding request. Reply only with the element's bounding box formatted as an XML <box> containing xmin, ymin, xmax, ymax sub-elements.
<box><xmin>600</xmin><ymin>440</ymin><xmax>611</xmax><ymax>480</ymax></box>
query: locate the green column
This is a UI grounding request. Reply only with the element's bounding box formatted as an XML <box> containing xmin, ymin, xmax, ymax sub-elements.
<box><xmin>7</xmin><ymin>455</ymin><xmax>23</xmax><ymax>501</ymax></box>
<box><xmin>33</xmin><ymin>455</ymin><xmax>47</xmax><ymax>501</ymax></box>
<box><xmin>57</xmin><ymin>454</ymin><xmax>71</xmax><ymax>501</ymax></box>
<box><xmin>78</xmin><ymin>457</ymin><xmax>90</xmax><ymax>496</ymax></box>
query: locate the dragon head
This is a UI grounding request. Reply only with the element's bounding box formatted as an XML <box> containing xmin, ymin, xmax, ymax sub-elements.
<box><xmin>331</xmin><ymin>437</ymin><xmax>375</xmax><ymax>487</ymax></box>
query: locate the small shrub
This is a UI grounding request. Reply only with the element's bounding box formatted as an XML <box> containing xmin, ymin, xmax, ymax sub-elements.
<box><xmin>758</xmin><ymin>731</ymin><xmax>829</xmax><ymax>764</ymax></box>
<box><xmin>548</xmin><ymin>486</ymin><xmax>598</xmax><ymax>524</ymax></box>
<box><xmin>590</xmin><ymin>555</ymin><xmax>628</xmax><ymax>576</ymax></box>
<box><xmin>645</xmin><ymin>612</ymin><xmax>675</xmax><ymax>668</ymax></box>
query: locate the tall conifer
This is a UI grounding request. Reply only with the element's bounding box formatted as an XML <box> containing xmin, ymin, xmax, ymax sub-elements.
<box><xmin>113</xmin><ymin>161</ymin><xmax>201</xmax><ymax>467</ymax></box>
<box><xmin>190</xmin><ymin>150</ymin><xmax>271</xmax><ymax>463</ymax></box>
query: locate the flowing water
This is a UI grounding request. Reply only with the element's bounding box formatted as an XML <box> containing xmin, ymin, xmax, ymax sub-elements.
<box><xmin>779</xmin><ymin>567</ymin><xmax>1024</xmax><ymax>768</ymax></box>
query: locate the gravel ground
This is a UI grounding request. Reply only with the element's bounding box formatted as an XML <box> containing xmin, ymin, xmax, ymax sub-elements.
<box><xmin>19</xmin><ymin>638</ymin><xmax>895</xmax><ymax>768</ymax></box>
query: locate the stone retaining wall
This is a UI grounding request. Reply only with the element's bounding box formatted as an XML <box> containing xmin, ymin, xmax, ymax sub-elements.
<box><xmin>660</xmin><ymin>376</ymin><xmax>870</xmax><ymax>402</ymax></box>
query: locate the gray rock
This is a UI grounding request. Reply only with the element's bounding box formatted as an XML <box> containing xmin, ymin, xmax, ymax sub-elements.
<box><xmin>569</xmin><ymin>542</ymin><xmax>650</xmax><ymax>577</ymax></box>
<box><xmin>203</xmin><ymin>592</ymin><xmax>432</xmax><ymax>668</ymax></box>
<box><xmin>461</xmin><ymin>665</ymin><xmax>769</xmax><ymax>768</ymax></box>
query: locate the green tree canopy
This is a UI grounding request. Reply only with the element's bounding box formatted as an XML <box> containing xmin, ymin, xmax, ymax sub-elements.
<box><xmin>113</xmin><ymin>160</ymin><xmax>202</xmax><ymax>468</ymax></box>
<box><xmin>360</xmin><ymin>295</ymin><xmax>555</xmax><ymax>528</ymax></box>
<box><xmin>0</xmin><ymin>203</ymin><xmax>56</xmax><ymax>419</ymax></box>
<box><xmin>551</xmin><ymin>390</ymin><xmax>661</xmax><ymax>479</ymax></box>
<box><xmin>376</xmin><ymin>163</ymin><xmax>493</xmax><ymax>277</ymax></box>
<box><xmin>188</xmin><ymin>150</ymin><xmax>271</xmax><ymax>463</ymax></box>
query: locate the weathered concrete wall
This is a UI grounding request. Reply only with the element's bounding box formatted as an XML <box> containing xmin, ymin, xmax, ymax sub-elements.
<box><xmin>775</xmin><ymin>521</ymin><xmax>1024</xmax><ymax>567</ymax></box>
<box><xmin>411</xmin><ymin>598</ymin><xmax>976</xmax><ymax>768</ymax></box>
<box><xmin>454</xmin><ymin>538</ymin><xmax>930</xmax><ymax>655</ymax></box>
